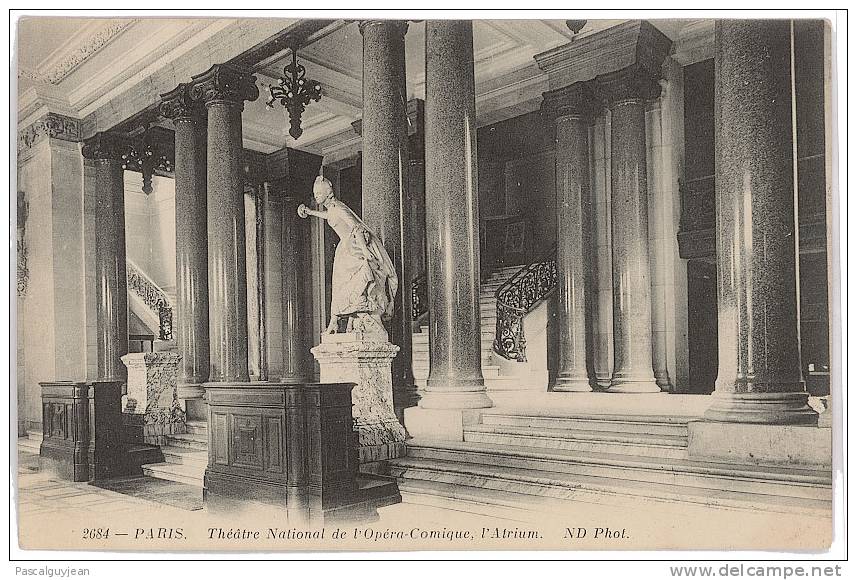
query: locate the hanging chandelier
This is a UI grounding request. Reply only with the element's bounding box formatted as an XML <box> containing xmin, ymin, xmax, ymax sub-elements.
<box><xmin>121</xmin><ymin>127</ymin><xmax>172</xmax><ymax>194</ymax></box>
<box><xmin>266</xmin><ymin>50</ymin><xmax>322</xmax><ymax>140</ymax></box>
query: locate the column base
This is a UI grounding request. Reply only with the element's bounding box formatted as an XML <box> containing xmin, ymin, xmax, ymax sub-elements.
<box><xmin>703</xmin><ymin>391</ymin><xmax>818</xmax><ymax>425</ymax></box>
<box><xmin>419</xmin><ymin>378</ymin><xmax>494</xmax><ymax>410</ymax></box>
<box><xmin>655</xmin><ymin>372</ymin><xmax>672</xmax><ymax>392</ymax></box>
<box><xmin>551</xmin><ymin>373</ymin><xmax>593</xmax><ymax>392</ymax></box>
<box><xmin>608</xmin><ymin>375</ymin><xmax>661</xmax><ymax>393</ymax></box>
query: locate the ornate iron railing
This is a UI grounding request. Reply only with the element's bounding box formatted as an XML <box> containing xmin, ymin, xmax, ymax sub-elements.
<box><xmin>412</xmin><ymin>272</ymin><xmax>428</xmax><ymax>321</ymax></box>
<box><xmin>126</xmin><ymin>260</ymin><xmax>173</xmax><ymax>341</ymax></box>
<box><xmin>493</xmin><ymin>246</ymin><xmax>558</xmax><ymax>362</ymax></box>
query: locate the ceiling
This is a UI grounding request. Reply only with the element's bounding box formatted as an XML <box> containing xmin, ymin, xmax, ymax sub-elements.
<box><xmin>16</xmin><ymin>17</ymin><xmax>701</xmax><ymax>162</ymax></box>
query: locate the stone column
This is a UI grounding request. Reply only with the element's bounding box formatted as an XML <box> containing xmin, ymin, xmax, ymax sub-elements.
<box><xmin>359</xmin><ymin>20</ymin><xmax>416</xmax><ymax>410</ymax></box>
<box><xmin>543</xmin><ymin>82</ymin><xmax>598</xmax><ymax>392</ymax></box>
<box><xmin>82</xmin><ymin>133</ymin><xmax>130</xmax><ymax>384</ymax></box>
<box><xmin>280</xmin><ymin>192</ymin><xmax>312</xmax><ymax>382</ymax></box>
<box><xmin>704</xmin><ymin>20</ymin><xmax>816</xmax><ymax>425</ymax></box>
<box><xmin>597</xmin><ymin>67</ymin><xmax>660</xmax><ymax>393</ymax></box>
<box><xmin>160</xmin><ymin>84</ymin><xmax>209</xmax><ymax>396</ymax></box>
<box><xmin>190</xmin><ymin>64</ymin><xmax>259</xmax><ymax>383</ymax></box>
<box><xmin>419</xmin><ymin>21</ymin><xmax>492</xmax><ymax>410</ymax></box>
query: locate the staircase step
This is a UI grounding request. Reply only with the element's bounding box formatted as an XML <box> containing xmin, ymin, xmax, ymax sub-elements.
<box><xmin>142</xmin><ymin>461</ymin><xmax>204</xmax><ymax>487</ymax></box>
<box><xmin>481</xmin><ymin>413</ymin><xmax>689</xmax><ymax>437</ymax></box>
<box><xmin>398</xmin><ymin>479</ymin><xmax>555</xmax><ymax>522</ymax></box>
<box><xmin>402</xmin><ymin>440</ymin><xmax>831</xmax><ymax>502</ymax></box>
<box><xmin>185</xmin><ymin>420</ymin><xmax>208</xmax><ymax>435</ymax></box>
<box><xmin>392</xmin><ymin>457</ymin><xmax>831</xmax><ymax>516</ymax></box>
<box><xmin>163</xmin><ymin>433</ymin><xmax>208</xmax><ymax>451</ymax></box>
<box><xmin>464</xmin><ymin>425</ymin><xmax>687</xmax><ymax>459</ymax></box>
<box><xmin>161</xmin><ymin>446</ymin><xmax>208</xmax><ymax>467</ymax></box>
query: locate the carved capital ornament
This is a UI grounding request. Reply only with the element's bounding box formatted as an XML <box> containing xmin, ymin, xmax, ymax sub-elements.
<box><xmin>189</xmin><ymin>64</ymin><xmax>260</xmax><ymax>108</ymax></box>
<box><xmin>159</xmin><ymin>83</ymin><xmax>202</xmax><ymax>121</ymax></box>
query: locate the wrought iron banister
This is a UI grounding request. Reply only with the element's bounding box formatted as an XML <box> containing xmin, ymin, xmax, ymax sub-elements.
<box><xmin>126</xmin><ymin>259</ymin><xmax>173</xmax><ymax>341</ymax></box>
<box><xmin>493</xmin><ymin>246</ymin><xmax>558</xmax><ymax>362</ymax></box>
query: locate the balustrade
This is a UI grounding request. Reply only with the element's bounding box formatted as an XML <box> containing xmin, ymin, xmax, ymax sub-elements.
<box><xmin>493</xmin><ymin>247</ymin><xmax>558</xmax><ymax>362</ymax></box>
<box><xmin>126</xmin><ymin>260</ymin><xmax>173</xmax><ymax>341</ymax></box>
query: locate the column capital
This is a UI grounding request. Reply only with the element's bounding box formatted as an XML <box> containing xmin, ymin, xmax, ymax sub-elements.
<box><xmin>358</xmin><ymin>19</ymin><xmax>409</xmax><ymax>36</ymax></box>
<box><xmin>541</xmin><ymin>81</ymin><xmax>600</xmax><ymax>121</ymax></box>
<box><xmin>159</xmin><ymin>83</ymin><xmax>204</xmax><ymax>122</ymax></box>
<box><xmin>81</xmin><ymin>131</ymin><xmax>132</xmax><ymax>161</ymax></box>
<box><xmin>595</xmin><ymin>64</ymin><xmax>663</xmax><ymax>106</ymax></box>
<box><xmin>189</xmin><ymin>64</ymin><xmax>259</xmax><ymax>108</ymax></box>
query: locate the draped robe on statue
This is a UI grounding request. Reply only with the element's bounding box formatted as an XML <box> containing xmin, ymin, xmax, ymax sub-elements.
<box><xmin>325</xmin><ymin>199</ymin><xmax>398</xmax><ymax>331</ymax></box>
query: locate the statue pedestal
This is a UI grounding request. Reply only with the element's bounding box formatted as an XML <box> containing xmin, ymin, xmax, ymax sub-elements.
<box><xmin>311</xmin><ymin>333</ymin><xmax>407</xmax><ymax>463</ymax></box>
<box><xmin>121</xmin><ymin>352</ymin><xmax>186</xmax><ymax>445</ymax></box>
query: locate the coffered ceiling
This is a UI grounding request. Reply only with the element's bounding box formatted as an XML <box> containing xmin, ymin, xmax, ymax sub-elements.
<box><xmin>16</xmin><ymin>16</ymin><xmax>709</xmax><ymax>163</ymax></box>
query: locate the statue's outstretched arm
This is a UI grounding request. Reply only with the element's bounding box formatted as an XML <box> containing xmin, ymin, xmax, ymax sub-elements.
<box><xmin>297</xmin><ymin>204</ymin><xmax>328</xmax><ymax>220</ymax></box>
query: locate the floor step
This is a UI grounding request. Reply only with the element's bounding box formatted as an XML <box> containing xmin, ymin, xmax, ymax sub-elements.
<box><xmin>392</xmin><ymin>458</ymin><xmax>830</xmax><ymax>517</ymax></box>
<box><xmin>464</xmin><ymin>425</ymin><xmax>687</xmax><ymax>459</ymax></box>
<box><xmin>185</xmin><ymin>420</ymin><xmax>207</xmax><ymax>436</ymax></box>
<box><xmin>481</xmin><ymin>413</ymin><xmax>689</xmax><ymax>437</ymax></box>
<box><xmin>398</xmin><ymin>479</ymin><xmax>554</xmax><ymax>523</ymax></box>
<box><xmin>161</xmin><ymin>446</ymin><xmax>208</xmax><ymax>467</ymax></box>
<box><xmin>402</xmin><ymin>440</ymin><xmax>831</xmax><ymax>502</ymax></box>
<box><xmin>163</xmin><ymin>433</ymin><xmax>208</xmax><ymax>451</ymax></box>
<box><xmin>142</xmin><ymin>461</ymin><xmax>205</xmax><ymax>487</ymax></box>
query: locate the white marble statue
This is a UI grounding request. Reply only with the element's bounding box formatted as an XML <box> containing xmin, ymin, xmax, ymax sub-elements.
<box><xmin>298</xmin><ymin>176</ymin><xmax>398</xmax><ymax>339</ymax></box>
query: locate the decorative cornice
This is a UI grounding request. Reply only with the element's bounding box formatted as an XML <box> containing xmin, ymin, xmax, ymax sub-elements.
<box><xmin>189</xmin><ymin>64</ymin><xmax>259</xmax><ymax>108</ymax></box>
<box><xmin>534</xmin><ymin>20</ymin><xmax>672</xmax><ymax>92</ymax></box>
<box><xmin>17</xmin><ymin>112</ymin><xmax>82</xmax><ymax>154</ymax></box>
<box><xmin>672</xmin><ymin>20</ymin><xmax>715</xmax><ymax>66</ymax></box>
<box><xmin>541</xmin><ymin>81</ymin><xmax>600</xmax><ymax>121</ymax></box>
<box><xmin>19</xmin><ymin>19</ymin><xmax>138</xmax><ymax>86</ymax></box>
<box><xmin>81</xmin><ymin>131</ymin><xmax>133</xmax><ymax>161</ymax></box>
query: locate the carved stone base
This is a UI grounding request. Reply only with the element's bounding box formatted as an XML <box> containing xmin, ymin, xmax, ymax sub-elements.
<box><xmin>311</xmin><ymin>333</ymin><xmax>407</xmax><ymax>463</ymax></box>
<box><xmin>121</xmin><ymin>353</ymin><xmax>186</xmax><ymax>445</ymax></box>
<box><xmin>703</xmin><ymin>391</ymin><xmax>818</xmax><ymax>425</ymax></box>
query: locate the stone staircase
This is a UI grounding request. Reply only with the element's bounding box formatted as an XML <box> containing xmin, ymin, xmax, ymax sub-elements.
<box><xmin>389</xmin><ymin>412</ymin><xmax>833</xmax><ymax>521</ymax></box>
<box><xmin>412</xmin><ymin>265</ymin><xmax>547</xmax><ymax>391</ymax></box>
<box><xmin>141</xmin><ymin>419</ymin><xmax>207</xmax><ymax>486</ymax></box>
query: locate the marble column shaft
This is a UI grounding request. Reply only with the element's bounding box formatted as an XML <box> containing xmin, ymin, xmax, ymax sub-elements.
<box><xmin>543</xmin><ymin>83</ymin><xmax>598</xmax><ymax>392</ymax></box>
<box><xmin>359</xmin><ymin>20</ymin><xmax>416</xmax><ymax>407</ymax></box>
<box><xmin>280</xmin><ymin>192</ymin><xmax>311</xmax><ymax>382</ymax></box>
<box><xmin>705</xmin><ymin>20</ymin><xmax>815</xmax><ymax>425</ymax></box>
<box><xmin>420</xmin><ymin>20</ymin><xmax>492</xmax><ymax>409</ymax></box>
<box><xmin>598</xmin><ymin>68</ymin><xmax>660</xmax><ymax>393</ymax></box>
<box><xmin>161</xmin><ymin>85</ymin><xmax>210</xmax><ymax>387</ymax></box>
<box><xmin>190</xmin><ymin>65</ymin><xmax>259</xmax><ymax>383</ymax></box>
<box><xmin>83</xmin><ymin>133</ymin><xmax>130</xmax><ymax>384</ymax></box>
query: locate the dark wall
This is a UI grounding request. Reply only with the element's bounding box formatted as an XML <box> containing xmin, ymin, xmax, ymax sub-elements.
<box><xmin>477</xmin><ymin>110</ymin><xmax>558</xmax><ymax>266</ymax></box>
